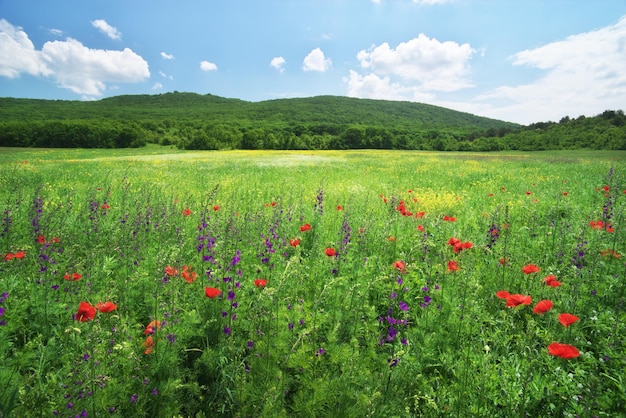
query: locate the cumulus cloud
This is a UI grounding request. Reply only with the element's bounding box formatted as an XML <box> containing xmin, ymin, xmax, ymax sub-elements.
<box><xmin>200</xmin><ymin>60</ymin><xmax>218</xmax><ymax>71</ymax></box>
<box><xmin>161</xmin><ymin>51</ymin><xmax>174</xmax><ymax>60</ymax></box>
<box><xmin>270</xmin><ymin>56</ymin><xmax>286</xmax><ymax>72</ymax></box>
<box><xmin>0</xmin><ymin>19</ymin><xmax>51</xmax><ymax>78</ymax></box>
<box><xmin>91</xmin><ymin>19</ymin><xmax>122</xmax><ymax>40</ymax></box>
<box><xmin>345</xmin><ymin>70</ymin><xmax>435</xmax><ymax>102</ymax></box>
<box><xmin>0</xmin><ymin>19</ymin><xmax>149</xmax><ymax>96</ymax></box>
<box><xmin>476</xmin><ymin>15</ymin><xmax>626</xmax><ymax>123</ymax></box>
<box><xmin>152</xmin><ymin>82</ymin><xmax>163</xmax><ymax>90</ymax></box>
<box><xmin>356</xmin><ymin>34</ymin><xmax>475</xmax><ymax>91</ymax></box>
<box><xmin>302</xmin><ymin>47</ymin><xmax>331</xmax><ymax>72</ymax></box>
<box><xmin>40</xmin><ymin>38</ymin><xmax>150</xmax><ymax>95</ymax></box>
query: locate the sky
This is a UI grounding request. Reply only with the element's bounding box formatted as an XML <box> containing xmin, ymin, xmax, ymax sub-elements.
<box><xmin>1</xmin><ymin>0</ymin><xmax>625</xmax><ymax>125</ymax></box>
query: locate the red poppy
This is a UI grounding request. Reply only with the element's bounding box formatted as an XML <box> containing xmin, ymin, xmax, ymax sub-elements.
<box><xmin>558</xmin><ymin>313</ymin><xmax>579</xmax><ymax>327</ymax></box>
<box><xmin>447</xmin><ymin>260</ymin><xmax>460</xmax><ymax>272</ymax></box>
<box><xmin>205</xmin><ymin>287</ymin><xmax>221</xmax><ymax>298</ymax></box>
<box><xmin>165</xmin><ymin>266</ymin><xmax>179</xmax><ymax>277</ymax></box>
<box><xmin>300</xmin><ymin>224</ymin><xmax>312</xmax><ymax>232</ymax></box>
<box><xmin>144</xmin><ymin>319</ymin><xmax>161</xmax><ymax>335</ymax></box>
<box><xmin>547</xmin><ymin>342</ymin><xmax>580</xmax><ymax>359</ymax></box>
<box><xmin>544</xmin><ymin>275</ymin><xmax>562</xmax><ymax>287</ymax></box>
<box><xmin>289</xmin><ymin>238</ymin><xmax>301</xmax><ymax>247</ymax></box>
<box><xmin>417</xmin><ymin>225</ymin><xmax>425</xmax><ymax>232</ymax></box>
<box><xmin>213</xmin><ymin>205</ymin><xmax>220</xmax><ymax>211</ymax></box>
<box><xmin>505</xmin><ymin>294</ymin><xmax>532</xmax><ymax>308</ymax></box>
<box><xmin>64</xmin><ymin>273</ymin><xmax>82</xmax><ymax>281</ymax></box>
<box><xmin>589</xmin><ymin>220</ymin><xmax>605</xmax><ymax>230</ymax></box>
<box><xmin>254</xmin><ymin>279</ymin><xmax>268</xmax><ymax>288</ymax></box>
<box><xmin>181</xmin><ymin>266</ymin><xmax>198</xmax><ymax>283</ymax></box>
<box><xmin>522</xmin><ymin>264</ymin><xmax>541</xmax><ymax>274</ymax></box>
<box><xmin>51</xmin><ymin>237</ymin><xmax>60</xmax><ymax>243</ymax></box>
<box><xmin>600</xmin><ymin>249</ymin><xmax>621</xmax><ymax>258</ymax></box>
<box><xmin>337</xmin><ymin>205</ymin><xmax>343</xmax><ymax>211</ymax></box>
<box><xmin>324</xmin><ymin>248</ymin><xmax>336</xmax><ymax>257</ymax></box>
<box><xmin>387</xmin><ymin>236</ymin><xmax>396</xmax><ymax>241</ymax></box>
<box><xmin>499</xmin><ymin>257</ymin><xmax>509</xmax><ymax>265</ymax></box>
<box><xmin>533</xmin><ymin>300</ymin><xmax>553</xmax><ymax>314</ymax></box>
<box><xmin>75</xmin><ymin>302</ymin><xmax>96</xmax><ymax>322</ymax></box>
<box><xmin>36</xmin><ymin>235</ymin><xmax>46</xmax><ymax>244</ymax></box>
<box><xmin>96</xmin><ymin>301</ymin><xmax>118</xmax><ymax>313</ymax></box>
<box><xmin>443</xmin><ymin>215</ymin><xmax>456</xmax><ymax>222</ymax></box>
<box><xmin>525</xmin><ymin>191</ymin><xmax>532</xmax><ymax>195</ymax></box>
<box><xmin>393</xmin><ymin>260</ymin><xmax>405</xmax><ymax>272</ymax></box>
<box><xmin>182</xmin><ymin>208</ymin><xmax>192</xmax><ymax>216</ymax></box>
<box><xmin>3</xmin><ymin>253</ymin><xmax>14</xmax><ymax>261</ymax></box>
<box><xmin>14</xmin><ymin>251</ymin><xmax>26</xmax><ymax>259</ymax></box>
<box><xmin>414</xmin><ymin>211</ymin><xmax>425</xmax><ymax>218</ymax></box>
<box><xmin>101</xmin><ymin>203</ymin><xmax>110</xmax><ymax>210</ymax></box>
<box><xmin>143</xmin><ymin>336</ymin><xmax>155</xmax><ymax>355</ymax></box>
<box><xmin>495</xmin><ymin>290</ymin><xmax>511</xmax><ymax>299</ymax></box>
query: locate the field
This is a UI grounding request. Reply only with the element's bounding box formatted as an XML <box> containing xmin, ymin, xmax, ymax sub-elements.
<box><xmin>1</xmin><ymin>146</ymin><xmax>625</xmax><ymax>417</ymax></box>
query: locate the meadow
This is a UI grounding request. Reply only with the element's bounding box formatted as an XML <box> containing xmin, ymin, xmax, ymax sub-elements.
<box><xmin>0</xmin><ymin>146</ymin><xmax>625</xmax><ymax>417</ymax></box>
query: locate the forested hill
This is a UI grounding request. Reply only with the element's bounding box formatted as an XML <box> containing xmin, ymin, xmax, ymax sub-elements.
<box><xmin>0</xmin><ymin>92</ymin><xmax>624</xmax><ymax>151</ymax></box>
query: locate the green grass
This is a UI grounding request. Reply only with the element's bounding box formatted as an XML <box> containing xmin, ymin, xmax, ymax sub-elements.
<box><xmin>1</xmin><ymin>147</ymin><xmax>625</xmax><ymax>417</ymax></box>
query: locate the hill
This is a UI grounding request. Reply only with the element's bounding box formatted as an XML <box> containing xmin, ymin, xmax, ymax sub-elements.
<box><xmin>0</xmin><ymin>93</ymin><xmax>623</xmax><ymax>151</ymax></box>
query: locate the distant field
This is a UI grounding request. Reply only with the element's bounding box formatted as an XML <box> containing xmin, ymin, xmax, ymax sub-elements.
<box><xmin>1</xmin><ymin>146</ymin><xmax>624</xmax><ymax>417</ymax></box>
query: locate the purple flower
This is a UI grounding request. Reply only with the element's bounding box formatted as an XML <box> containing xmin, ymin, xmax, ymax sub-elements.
<box><xmin>398</xmin><ymin>301</ymin><xmax>408</xmax><ymax>311</ymax></box>
<box><xmin>130</xmin><ymin>393</ymin><xmax>138</xmax><ymax>403</ymax></box>
<box><xmin>224</xmin><ymin>327</ymin><xmax>231</xmax><ymax>335</ymax></box>
<box><xmin>315</xmin><ymin>347</ymin><xmax>325</xmax><ymax>356</ymax></box>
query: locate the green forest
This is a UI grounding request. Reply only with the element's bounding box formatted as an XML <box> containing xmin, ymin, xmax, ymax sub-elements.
<box><xmin>0</xmin><ymin>92</ymin><xmax>624</xmax><ymax>151</ymax></box>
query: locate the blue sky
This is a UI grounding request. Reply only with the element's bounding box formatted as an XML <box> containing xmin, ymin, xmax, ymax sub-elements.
<box><xmin>1</xmin><ymin>0</ymin><xmax>625</xmax><ymax>124</ymax></box>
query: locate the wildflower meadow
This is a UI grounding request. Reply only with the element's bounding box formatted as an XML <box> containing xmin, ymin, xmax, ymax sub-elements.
<box><xmin>0</xmin><ymin>147</ymin><xmax>625</xmax><ymax>417</ymax></box>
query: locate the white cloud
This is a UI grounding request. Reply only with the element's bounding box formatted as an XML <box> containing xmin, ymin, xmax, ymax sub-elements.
<box><xmin>356</xmin><ymin>34</ymin><xmax>475</xmax><ymax>91</ymax></box>
<box><xmin>270</xmin><ymin>56</ymin><xmax>286</xmax><ymax>72</ymax></box>
<box><xmin>152</xmin><ymin>82</ymin><xmax>163</xmax><ymax>90</ymax></box>
<box><xmin>302</xmin><ymin>47</ymin><xmax>332</xmax><ymax>72</ymax></box>
<box><xmin>200</xmin><ymin>60</ymin><xmax>218</xmax><ymax>71</ymax></box>
<box><xmin>50</xmin><ymin>28</ymin><xmax>64</xmax><ymax>37</ymax></box>
<box><xmin>0</xmin><ymin>19</ymin><xmax>149</xmax><ymax>96</ymax></box>
<box><xmin>40</xmin><ymin>38</ymin><xmax>150</xmax><ymax>95</ymax></box>
<box><xmin>345</xmin><ymin>70</ymin><xmax>434</xmax><ymax>102</ymax></box>
<box><xmin>91</xmin><ymin>19</ymin><xmax>122</xmax><ymax>40</ymax></box>
<box><xmin>0</xmin><ymin>19</ymin><xmax>51</xmax><ymax>78</ymax></box>
<box><xmin>161</xmin><ymin>51</ymin><xmax>174</xmax><ymax>60</ymax></box>
<box><xmin>476</xmin><ymin>15</ymin><xmax>626</xmax><ymax>123</ymax></box>
<box><xmin>159</xmin><ymin>70</ymin><xmax>173</xmax><ymax>80</ymax></box>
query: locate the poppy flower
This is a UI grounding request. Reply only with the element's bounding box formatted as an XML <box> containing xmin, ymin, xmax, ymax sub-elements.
<box><xmin>589</xmin><ymin>220</ymin><xmax>605</xmax><ymax>230</ymax></box>
<box><xmin>300</xmin><ymin>224</ymin><xmax>312</xmax><ymax>232</ymax></box>
<box><xmin>499</xmin><ymin>258</ymin><xmax>509</xmax><ymax>265</ymax></box>
<box><xmin>205</xmin><ymin>287</ymin><xmax>221</xmax><ymax>298</ymax></box>
<box><xmin>254</xmin><ymin>279</ymin><xmax>268</xmax><ymax>288</ymax></box>
<box><xmin>393</xmin><ymin>260</ymin><xmax>405</xmax><ymax>272</ymax></box>
<box><xmin>144</xmin><ymin>320</ymin><xmax>161</xmax><ymax>335</ymax></box>
<box><xmin>181</xmin><ymin>266</ymin><xmax>198</xmax><ymax>283</ymax></box>
<box><xmin>558</xmin><ymin>313</ymin><xmax>579</xmax><ymax>327</ymax></box>
<box><xmin>544</xmin><ymin>275</ymin><xmax>562</xmax><ymax>287</ymax></box>
<box><xmin>443</xmin><ymin>215</ymin><xmax>456</xmax><ymax>222</ymax></box>
<box><xmin>101</xmin><ymin>203</ymin><xmax>110</xmax><ymax>210</ymax></box>
<box><xmin>96</xmin><ymin>301</ymin><xmax>117</xmax><ymax>313</ymax></box>
<box><xmin>337</xmin><ymin>205</ymin><xmax>343</xmax><ymax>211</ymax></box>
<box><xmin>447</xmin><ymin>260</ymin><xmax>460</xmax><ymax>272</ymax></box>
<box><xmin>505</xmin><ymin>294</ymin><xmax>532</xmax><ymax>308</ymax></box>
<box><xmin>522</xmin><ymin>264</ymin><xmax>541</xmax><ymax>274</ymax></box>
<box><xmin>3</xmin><ymin>253</ymin><xmax>14</xmax><ymax>261</ymax></box>
<box><xmin>213</xmin><ymin>205</ymin><xmax>220</xmax><ymax>211</ymax></box>
<box><xmin>75</xmin><ymin>302</ymin><xmax>96</xmax><ymax>322</ymax></box>
<box><xmin>64</xmin><ymin>273</ymin><xmax>82</xmax><ymax>281</ymax></box>
<box><xmin>417</xmin><ymin>225</ymin><xmax>425</xmax><ymax>232</ymax></box>
<box><xmin>143</xmin><ymin>336</ymin><xmax>155</xmax><ymax>355</ymax></box>
<box><xmin>36</xmin><ymin>235</ymin><xmax>46</xmax><ymax>244</ymax></box>
<box><xmin>165</xmin><ymin>266</ymin><xmax>178</xmax><ymax>277</ymax></box>
<box><xmin>495</xmin><ymin>290</ymin><xmax>511</xmax><ymax>299</ymax></box>
<box><xmin>14</xmin><ymin>251</ymin><xmax>26</xmax><ymax>259</ymax></box>
<box><xmin>547</xmin><ymin>342</ymin><xmax>580</xmax><ymax>359</ymax></box>
<box><xmin>289</xmin><ymin>238</ymin><xmax>301</xmax><ymax>247</ymax></box>
<box><xmin>324</xmin><ymin>248</ymin><xmax>336</xmax><ymax>257</ymax></box>
<box><xmin>182</xmin><ymin>208</ymin><xmax>192</xmax><ymax>216</ymax></box>
<box><xmin>600</xmin><ymin>249</ymin><xmax>620</xmax><ymax>258</ymax></box>
<box><xmin>414</xmin><ymin>211</ymin><xmax>425</xmax><ymax>218</ymax></box>
<box><xmin>533</xmin><ymin>300</ymin><xmax>553</xmax><ymax>314</ymax></box>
